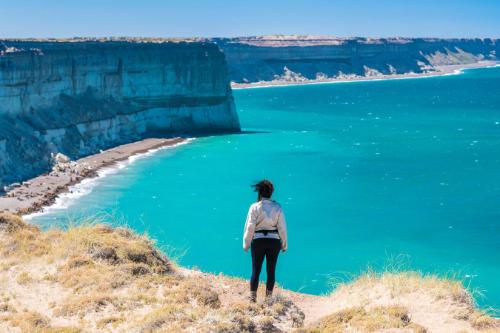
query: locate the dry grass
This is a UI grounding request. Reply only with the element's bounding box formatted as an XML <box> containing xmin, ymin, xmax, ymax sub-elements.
<box><xmin>0</xmin><ymin>213</ymin><xmax>52</xmax><ymax>259</ymax></box>
<box><xmin>96</xmin><ymin>316</ymin><xmax>125</xmax><ymax>329</ymax></box>
<box><xmin>55</xmin><ymin>293</ymin><xmax>123</xmax><ymax>317</ymax></box>
<box><xmin>324</xmin><ymin>270</ymin><xmax>500</xmax><ymax>332</ymax></box>
<box><xmin>0</xmin><ymin>214</ymin><xmax>304</xmax><ymax>332</ymax></box>
<box><xmin>470</xmin><ymin>310</ymin><xmax>500</xmax><ymax>331</ymax></box>
<box><xmin>0</xmin><ymin>213</ymin><xmax>26</xmax><ymax>232</ymax></box>
<box><xmin>0</xmin><ymin>310</ymin><xmax>81</xmax><ymax>333</ymax></box>
<box><xmin>53</xmin><ymin>223</ymin><xmax>172</xmax><ymax>273</ymax></box>
<box><xmin>0</xmin><ymin>213</ymin><xmax>170</xmax><ymax>270</ymax></box>
<box><xmin>299</xmin><ymin>305</ymin><xmax>427</xmax><ymax>333</ymax></box>
<box><xmin>0</xmin><ymin>213</ymin><xmax>497</xmax><ymax>333</ymax></box>
<box><xmin>341</xmin><ymin>270</ymin><xmax>475</xmax><ymax>305</ymax></box>
<box><xmin>1</xmin><ymin>311</ymin><xmax>50</xmax><ymax>331</ymax></box>
<box><xmin>16</xmin><ymin>271</ymin><xmax>33</xmax><ymax>284</ymax></box>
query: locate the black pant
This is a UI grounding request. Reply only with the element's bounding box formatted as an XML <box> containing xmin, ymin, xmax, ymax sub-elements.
<box><xmin>250</xmin><ymin>238</ymin><xmax>281</xmax><ymax>292</ymax></box>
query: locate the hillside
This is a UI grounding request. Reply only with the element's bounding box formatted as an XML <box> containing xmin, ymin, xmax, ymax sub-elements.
<box><xmin>0</xmin><ymin>213</ymin><xmax>498</xmax><ymax>332</ymax></box>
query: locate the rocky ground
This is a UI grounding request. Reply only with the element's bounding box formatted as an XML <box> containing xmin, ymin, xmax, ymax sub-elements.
<box><xmin>0</xmin><ymin>214</ymin><xmax>498</xmax><ymax>332</ymax></box>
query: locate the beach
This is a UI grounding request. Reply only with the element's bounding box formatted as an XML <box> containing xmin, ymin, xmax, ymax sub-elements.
<box><xmin>0</xmin><ymin>137</ymin><xmax>186</xmax><ymax>216</ymax></box>
<box><xmin>231</xmin><ymin>61</ymin><xmax>499</xmax><ymax>89</ymax></box>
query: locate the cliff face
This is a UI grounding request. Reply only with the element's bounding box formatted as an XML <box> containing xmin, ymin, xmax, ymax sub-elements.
<box><xmin>0</xmin><ymin>40</ymin><xmax>240</xmax><ymax>187</ymax></box>
<box><xmin>211</xmin><ymin>36</ymin><xmax>499</xmax><ymax>83</ymax></box>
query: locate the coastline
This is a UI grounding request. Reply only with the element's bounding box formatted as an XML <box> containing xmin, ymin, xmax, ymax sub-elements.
<box><xmin>231</xmin><ymin>61</ymin><xmax>499</xmax><ymax>89</ymax></box>
<box><xmin>4</xmin><ymin>61</ymin><xmax>498</xmax><ymax>218</ymax></box>
<box><xmin>0</xmin><ymin>137</ymin><xmax>188</xmax><ymax>216</ymax></box>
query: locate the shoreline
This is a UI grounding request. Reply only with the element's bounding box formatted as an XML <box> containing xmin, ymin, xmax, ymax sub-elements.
<box><xmin>2</xmin><ymin>61</ymin><xmax>498</xmax><ymax>218</ymax></box>
<box><xmin>0</xmin><ymin>137</ymin><xmax>188</xmax><ymax>216</ymax></box>
<box><xmin>231</xmin><ymin>61</ymin><xmax>499</xmax><ymax>89</ymax></box>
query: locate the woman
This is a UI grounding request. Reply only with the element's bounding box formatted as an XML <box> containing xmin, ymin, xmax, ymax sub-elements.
<box><xmin>243</xmin><ymin>179</ymin><xmax>288</xmax><ymax>303</ymax></box>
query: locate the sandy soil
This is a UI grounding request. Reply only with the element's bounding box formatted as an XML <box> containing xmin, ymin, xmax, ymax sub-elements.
<box><xmin>0</xmin><ymin>215</ymin><xmax>498</xmax><ymax>332</ymax></box>
<box><xmin>179</xmin><ymin>267</ymin><xmax>499</xmax><ymax>332</ymax></box>
<box><xmin>232</xmin><ymin>61</ymin><xmax>498</xmax><ymax>89</ymax></box>
<box><xmin>0</xmin><ymin>138</ymin><xmax>186</xmax><ymax>215</ymax></box>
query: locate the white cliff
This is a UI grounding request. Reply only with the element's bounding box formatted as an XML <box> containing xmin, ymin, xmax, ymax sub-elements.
<box><xmin>210</xmin><ymin>36</ymin><xmax>499</xmax><ymax>83</ymax></box>
<box><xmin>0</xmin><ymin>39</ymin><xmax>240</xmax><ymax>187</ymax></box>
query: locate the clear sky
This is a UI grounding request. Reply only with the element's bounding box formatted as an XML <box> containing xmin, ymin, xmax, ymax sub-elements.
<box><xmin>0</xmin><ymin>0</ymin><xmax>498</xmax><ymax>38</ymax></box>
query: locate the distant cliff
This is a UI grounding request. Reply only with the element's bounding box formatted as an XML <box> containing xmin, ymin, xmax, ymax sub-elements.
<box><xmin>0</xmin><ymin>39</ymin><xmax>240</xmax><ymax>188</ymax></box>
<box><xmin>210</xmin><ymin>36</ymin><xmax>499</xmax><ymax>83</ymax></box>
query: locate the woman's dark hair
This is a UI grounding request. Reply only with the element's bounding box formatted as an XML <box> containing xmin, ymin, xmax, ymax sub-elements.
<box><xmin>252</xmin><ymin>179</ymin><xmax>274</xmax><ymax>200</ymax></box>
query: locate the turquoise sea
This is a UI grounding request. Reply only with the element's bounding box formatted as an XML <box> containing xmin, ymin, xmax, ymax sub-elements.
<box><xmin>30</xmin><ymin>67</ymin><xmax>500</xmax><ymax>309</ymax></box>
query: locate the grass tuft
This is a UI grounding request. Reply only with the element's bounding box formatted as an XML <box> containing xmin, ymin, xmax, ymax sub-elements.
<box><xmin>55</xmin><ymin>293</ymin><xmax>121</xmax><ymax>317</ymax></box>
<box><xmin>336</xmin><ymin>270</ymin><xmax>475</xmax><ymax>307</ymax></box>
<box><xmin>299</xmin><ymin>305</ymin><xmax>427</xmax><ymax>333</ymax></box>
<box><xmin>470</xmin><ymin>310</ymin><xmax>500</xmax><ymax>330</ymax></box>
<box><xmin>16</xmin><ymin>271</ymin><xmax>32</xmax><ymax>285</ymax></box>
<box><xmin>96</xmin><ymin>316</ymin><xmax>125</xmax><ymax>329</ymax></box>
<box><xmin>0</xmin><ymin>213</ymin><xmax>27</xmax><ymax>233</ymax></box>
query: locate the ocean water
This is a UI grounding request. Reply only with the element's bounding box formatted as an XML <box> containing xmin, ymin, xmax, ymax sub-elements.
<box><xmin>30</xmin><ymin>67</ymin><xmax>500</xmax><ymax>309</ymax></box>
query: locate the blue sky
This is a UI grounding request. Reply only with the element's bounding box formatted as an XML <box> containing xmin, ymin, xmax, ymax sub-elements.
<box><xmin>0</xmin><ymin>0</ymin><xmax>498</xmax><ymax>38</ymax></box>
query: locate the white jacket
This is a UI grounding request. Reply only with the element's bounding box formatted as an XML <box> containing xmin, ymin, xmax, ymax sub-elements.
<box><xmin>242</xmin><ymin>199</ymin><xmax>288</xmax><ymax>251</ymax></box>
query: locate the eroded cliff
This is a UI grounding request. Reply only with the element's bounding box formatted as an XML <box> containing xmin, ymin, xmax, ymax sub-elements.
<box><xmin>0</xmin><ymin>39</ymin><xmax>240</xmax><ymax>188</ymax></box>
<box><xmin>211</xmin><ymin>36</ymin><xmax>499</xmax><ymax>83</ymax></box>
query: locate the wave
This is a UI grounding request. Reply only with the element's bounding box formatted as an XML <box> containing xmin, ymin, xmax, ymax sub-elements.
<box><xmin>24</xmin><ymin>138</ymin><xmax>194</xmax><ymax>221</ymax></box>
<box><xmin>234</xmin><ymin>73</ymin><xmax>452</xmax><ymax>90</ymax></box>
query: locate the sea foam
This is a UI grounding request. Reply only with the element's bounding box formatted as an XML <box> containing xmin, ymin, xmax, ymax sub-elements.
<box><xmin>24</xmin><ymin>138</ymin><xmax>194</xmax><ymax>221</ymax></box>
